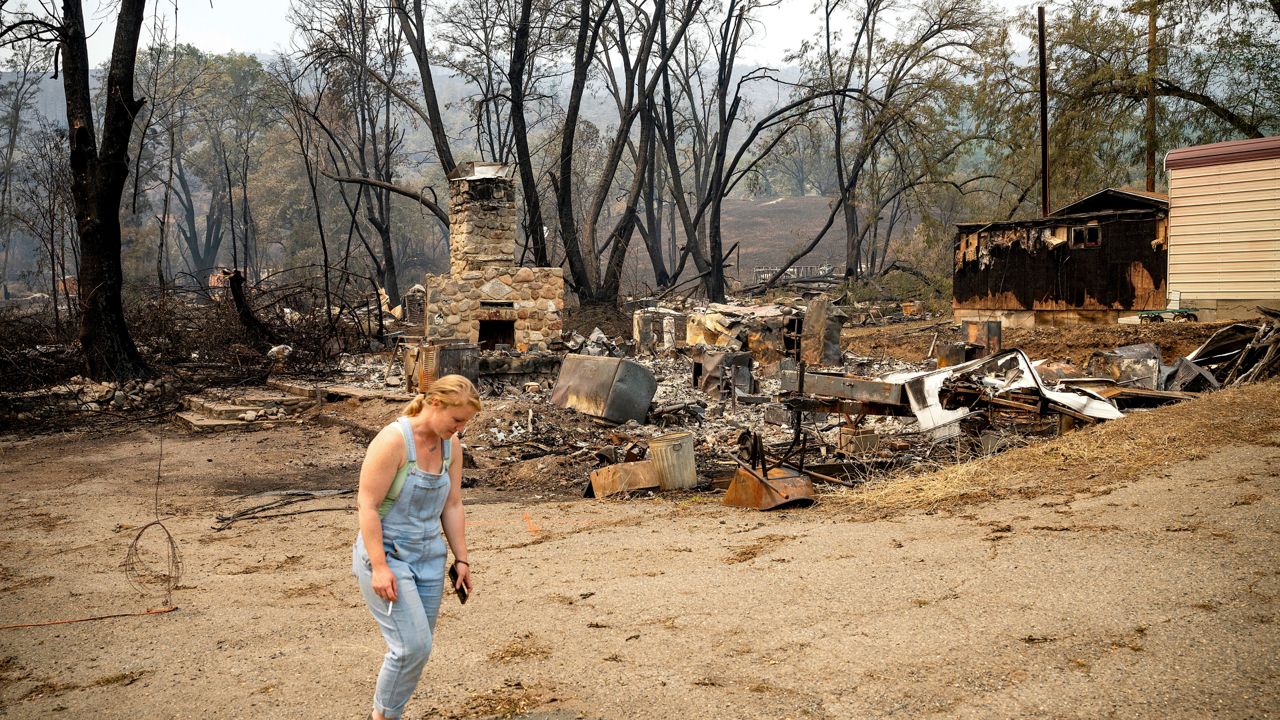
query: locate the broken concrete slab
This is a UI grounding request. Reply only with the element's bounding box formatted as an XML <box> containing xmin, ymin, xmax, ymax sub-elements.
<box><xmin>632</xmin><ymin>307</ymin><xmax>686</xmax><ymax>355</ymax></box>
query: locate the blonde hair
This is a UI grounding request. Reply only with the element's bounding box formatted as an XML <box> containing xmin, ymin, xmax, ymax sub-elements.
<box><xmin>403</xmin><ymin>374</ymin><xmax>482</xmax><ymax>416</ymax></box>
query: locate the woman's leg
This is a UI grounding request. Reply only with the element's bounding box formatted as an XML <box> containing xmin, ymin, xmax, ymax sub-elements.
<box><xmin>357</xmin><ymin>566</ymin><xmax>434</xmax><ymax>719</ymax></box>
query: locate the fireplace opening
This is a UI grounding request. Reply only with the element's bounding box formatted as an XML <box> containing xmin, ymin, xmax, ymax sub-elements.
<box><xmin>477</xmin><ymin>319</ymin><xmax>516</xmax><ymax>350</ymax></box>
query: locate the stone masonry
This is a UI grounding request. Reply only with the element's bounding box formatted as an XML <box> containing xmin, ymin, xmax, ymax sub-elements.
<box><xmin>425</xmin><ymin>164</ymin><xmax>564</xmax><ymax>351</ymax></box>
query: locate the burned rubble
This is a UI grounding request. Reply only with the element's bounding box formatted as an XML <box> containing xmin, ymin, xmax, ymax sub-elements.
<box><xmin>9</xmin><ymin>286</ymin><xmax>1278</xmax><ymax>509</ymax></box>
<box><xmin>4</xmin><ymin>171</ymin><xmax>1276</xmax><ymax>512</ymax></box>
<box><xmin>456</xmin><ymin>301</ymin><xmax>1280</xmax><ymax>509</ymax></box>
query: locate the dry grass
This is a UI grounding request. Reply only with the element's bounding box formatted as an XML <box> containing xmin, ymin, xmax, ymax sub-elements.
<box><xmin>823</xmin><ymin>380</ymin><xmax>1280</xmax><ymax>520</ymax></box>
<box><xmin>453</xmin><ymin>681</ymin><xmax>553</xmax><ymax>719</ymax></box>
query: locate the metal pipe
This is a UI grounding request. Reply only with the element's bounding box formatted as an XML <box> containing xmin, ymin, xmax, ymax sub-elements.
<box><xmin>1146</xmin><ymin>0</ymin><xmax>1158</xmax><ymax>191</ymax></box>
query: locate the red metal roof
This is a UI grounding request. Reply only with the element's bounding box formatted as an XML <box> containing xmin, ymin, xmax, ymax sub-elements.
<box><xmin>1165</xmin><ymin>136</ymin><xmax>1280</xmax><ymax>170</ymax></box>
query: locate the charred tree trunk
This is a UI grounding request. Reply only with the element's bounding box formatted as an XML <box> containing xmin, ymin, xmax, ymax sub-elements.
<box><xmin>509</xmin><ymin>0</ymin><xmax>548</xmax><ymax>267</ymax></box>
<box><xmin>228</xmin><ymin>270</ymin><xmax>279</xmax><ymax>346</ymax></box>
<box><xmin>553</xmin><ymin>0</ymin><xmax>606</xmax><ymax>296</ymax></box>
<box><xmin>61</xmin><ymin>0</ymin><xmax>148</xmax><ymax>380</ymax></box>
<box><xmin>391</xmin><ymin>0</ymin><xmax>456</xmax><ymax>175</ymax></box>
<box><xmin>639</xmin><ymin>101</ymin><xmax>669</xmax><ymax>288</ymax></box>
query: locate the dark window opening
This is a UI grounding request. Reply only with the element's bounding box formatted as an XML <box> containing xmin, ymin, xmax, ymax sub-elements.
<box><xmin>478</xmin><ymin>319</ymin><xmax>516</xmax><ymax>350</ymax></box>
<box><xmin>1071</xmin><ymin>225</ymin><xmax>1101</xmax><ymax>248</ymax></box>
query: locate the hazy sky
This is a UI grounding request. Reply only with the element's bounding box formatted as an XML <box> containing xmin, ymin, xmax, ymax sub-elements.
<box><xmin>84</xmin><ymin>0</ymin><xmax>1036</xmax><ymax>66</ymax></box>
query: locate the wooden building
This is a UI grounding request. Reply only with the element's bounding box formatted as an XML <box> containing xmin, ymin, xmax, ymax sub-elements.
<box><xmin>952</xmin><ymin>188</ymin><xmax>1169</xmax><ymax>327</ymax></box>
<box><xmin>1165</xmin><ymin>136</ymin><xmax>1280</xmax><ymax>320</ymax></box>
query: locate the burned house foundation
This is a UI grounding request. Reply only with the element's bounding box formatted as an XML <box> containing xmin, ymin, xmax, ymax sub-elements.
<box><xmin>664</xmin><ymin>296</ymin><xmax>844</xmax><ymax>371</ymax></box>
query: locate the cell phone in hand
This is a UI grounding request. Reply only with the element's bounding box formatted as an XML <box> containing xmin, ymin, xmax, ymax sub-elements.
<box><xmin>448</xmin><ymin>562</ymin><xmax>469</xmax><ymax>605</ymax></box>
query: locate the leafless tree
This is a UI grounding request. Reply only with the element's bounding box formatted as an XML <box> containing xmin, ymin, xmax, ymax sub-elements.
<box><xmin>2</xmin><ymin>0</ymin><xmax>152</xmax><ymax>378</ymax></box>
<box><xmin>292</xmin><ymin>0</ymin><xmax>416</xmax><ymax>302</ymax></box>
<box><xmin>0</xmin><ymin>38</ymin><xmax>47</xmax><ymax>299</ymax></box>
<box><xmin>12</xmin><ymin>120</ymin><xmax>78</xmax><ymax>331</ymax></box>
<box><xmin>765</xmin><ymin>0</ymin><xmax>990</xmax><ymax>286</ymax></box>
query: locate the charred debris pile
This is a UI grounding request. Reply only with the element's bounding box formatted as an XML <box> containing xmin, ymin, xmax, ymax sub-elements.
<box><xmin>319</xmin><ymin>299</ymin><xmax>1280</xmax><ymax>510</ymax></box>
<box><xmin>7</xmin><ymin>290</ymin><xmax>1277</xmax><ymax>509</ymax></box>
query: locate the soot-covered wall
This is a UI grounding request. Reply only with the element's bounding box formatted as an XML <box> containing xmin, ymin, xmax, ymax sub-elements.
<box><xmin>953</xmin><ymin>218</ymin><xmax>1167</xmax><ymax>311</ymax></box>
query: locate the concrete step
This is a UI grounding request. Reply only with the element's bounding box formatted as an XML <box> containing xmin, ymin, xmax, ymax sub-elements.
<box><xmin>267</xmin><ymin>378</ymin><xmax>322</xmax><ymax>399</ymax></box>
<box><xmin>226</xmin><ymin>392</ymin><xmax>314</xmax><ymax>407</ymax></box>
<box><xmin>184</xmin><ymin>390</ymin><xmax>316</xmax><ymax>415</ymax></box>
<box><xmin>174</xmin><ymin>411</ymin><xmax>253</xmax><ymax>432</ymax></box>
<box><xmin>182</xmin><ymin>396</ymin><xmax>258</xmax><ymax>420</ymax></box>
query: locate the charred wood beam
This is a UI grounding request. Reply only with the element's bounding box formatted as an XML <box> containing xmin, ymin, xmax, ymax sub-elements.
<box><xmin>780</xmin><ymin>370</ymin><xmax>904</xmax><ymax>406</ymax></box>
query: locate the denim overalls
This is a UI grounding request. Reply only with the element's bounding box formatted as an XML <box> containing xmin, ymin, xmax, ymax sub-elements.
<box><xmin>352</xmin><ymin>417</ymin><xmax>452</xmax><ymax>719</ymax></box>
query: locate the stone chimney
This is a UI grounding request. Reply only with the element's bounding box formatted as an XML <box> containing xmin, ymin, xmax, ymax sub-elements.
<box><xmin>447</xmin><ymin>162</ymin><xmax>517</xmax><ymax>276</ymax></box>
<box><xmin>424</xmin><ymin>161</ymin><xmax>565</xmax><ymax>352</ymax></box>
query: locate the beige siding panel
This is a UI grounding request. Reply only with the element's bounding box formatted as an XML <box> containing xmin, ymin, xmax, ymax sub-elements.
<box><xmin>1169</xmin><ymin>192</ymin><xmax>1276</xmax><ymax>211</ymax></box>
<box><xmin>1169</xmin><ymin>263</ymin><xmax>1280</xmax><ymax>274</ymax></box>
<box><xmin>1171</xmin><ymin>212</ymin><xmax>1275</xmax><ymax>228</ymax></box>
<box><xmin>1172</xmin><ymin>243</ymin><xmax>1280</xmax><ymax>254</ymax></box>
<box><xmin>1170</xmin><ymin>171</ymin><xmax>1276</xmax><ymax>193</ymax></box>
<box><xmin>1172</xmin><ymin>157</ymin><xmax>1278</xmax><ymax>178</ymax></box>
<box><xmin>1172</xmin><ymin>158</ymin><xmax>1279</xmax><ymax>182</ymax></box>
<box><xmin>1167</xmin><ymin>152</ymin><xmax>1278</xmax><ymax>303</ymax></box>
<box><xmin>1170</xmin><ymin>191</ymin><xmax>1273</xmax><ymax>209</ymax></box>
<box><xmin>1170</xmin><ymin>238</ymin><xmax>1280</xmax><ymax>249</ymax></box>
<box><xmin>1169</xmin><ymin>259</ymin><xmax>1280</xmax><ymax>271</ymax></box>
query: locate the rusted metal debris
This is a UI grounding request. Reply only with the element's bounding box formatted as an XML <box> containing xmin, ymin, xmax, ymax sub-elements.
<box><xmin>691</xmin><ymin>349</ymin><xmax>755</xmax><ymax>400</ymax></box>
<box><xmin>723</xmin><ymin>433</ymin><xmax>815</xmax><ymax>511</ymax></box>
<box><xmin>550</xmin><ymin>355</ymin><xmax>657</xmax><ymax>424</ymax></box>
<box><xmin>586</xmin><ymin>461</ymin><xmax>661</xmax><ymax>498</ymax></box>
<box><xmin>1085</xmin><ymin>343</ymin><xmax>1160</xmax><ymax>389</ymax></box>
<box><xmin>1186</xmin><ymin>311</ymin><xmax>1280</xmax><ymax>386</ymax></box>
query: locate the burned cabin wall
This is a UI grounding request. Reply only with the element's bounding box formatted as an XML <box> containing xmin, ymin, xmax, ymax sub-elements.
<box><xmin>953</xmin><ymin>218</ymin><xmax>1166</xmax><ymax>313</ymax></box>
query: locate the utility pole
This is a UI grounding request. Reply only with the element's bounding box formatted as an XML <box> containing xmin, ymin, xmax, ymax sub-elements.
<box><xmin>1146</xmin><ymin>0</ymin><xmax>1158</xmax><ymax>191</ymax></box>
<box><xmin>1038</xmin><ymin>6</ymin><xmax>1051</xmax><ymax>217</ymax></box>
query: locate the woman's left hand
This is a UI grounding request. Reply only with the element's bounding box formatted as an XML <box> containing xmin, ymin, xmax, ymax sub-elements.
<box><xmin>454</xmin><ymin>561</ymin><xmax>473</xmax><ymax>594</ymax></box>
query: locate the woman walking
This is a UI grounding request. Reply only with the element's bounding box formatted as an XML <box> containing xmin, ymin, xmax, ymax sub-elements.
<box><xmin>352</xmin><ymin>374</ymin><xmax>480</xmax><ymax>720</ymax></box>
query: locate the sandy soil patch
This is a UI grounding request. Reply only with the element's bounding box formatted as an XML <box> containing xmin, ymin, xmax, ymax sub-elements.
<box><xmin>1</xmin><ymin>385</ymin><xmax>1277</xmax><ymax>719</ymax></box>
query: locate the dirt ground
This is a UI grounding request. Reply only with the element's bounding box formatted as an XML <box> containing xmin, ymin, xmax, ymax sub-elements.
<box><xmin>2</xmin><ymin>377</ymin><xmax>1278</xmax><ymax>719</ymax></box>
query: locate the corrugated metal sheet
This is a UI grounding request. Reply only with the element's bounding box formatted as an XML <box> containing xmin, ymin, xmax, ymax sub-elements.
<box><xmin>1168</xmin><ymin>155</ymin><xmax>1280</xmax><ymax>301</ymax></box>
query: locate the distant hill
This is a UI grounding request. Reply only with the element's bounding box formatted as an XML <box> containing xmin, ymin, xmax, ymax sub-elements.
<box><xmin>720</xmin><ymin>196</ymin><xmax>845</xmax><ymax>277</ymax></box>
<box><xmin>616</xmin><ymin>195</ymin><xmax>849</xmax><ymax>293</ymax></box>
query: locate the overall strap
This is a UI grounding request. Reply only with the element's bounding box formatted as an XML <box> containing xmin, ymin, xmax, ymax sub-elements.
<box><xmin>441</xmin><ymin>434</ymin><xmax>452</xmax><ymax>469</ymax></box>
<box><xmin>396</xmin><ymin>417</ymin><xmax>418</xmax><ymax>465</ymax></box>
